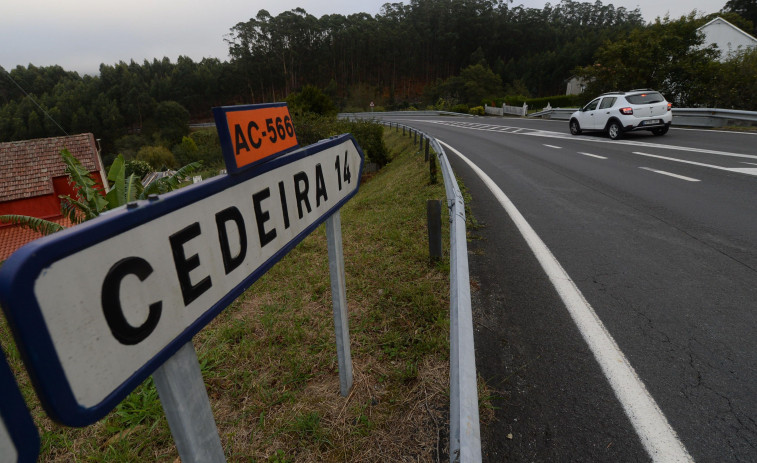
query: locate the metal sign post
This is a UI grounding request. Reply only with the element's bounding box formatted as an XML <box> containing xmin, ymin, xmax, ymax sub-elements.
<box><xmin>325</xmin><ymin>211</ymin><xmax>353</xmax><ymax>396</ymax></box>
<box><xmin>152</xmin><ymin>342</ymin><xmax>225</xmax><ymax>463</ymax></box>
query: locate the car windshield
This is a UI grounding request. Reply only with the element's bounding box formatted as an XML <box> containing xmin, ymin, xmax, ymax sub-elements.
<box><xmin>626</xmin><ymin>92</ymin><xmax>664</xmax><ymax>104</ymax></box>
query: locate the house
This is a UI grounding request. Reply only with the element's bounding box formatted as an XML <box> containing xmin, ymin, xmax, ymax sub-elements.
<box><xmin>698</xmin><ymin>16</ymin><xmax>757</xmax><ymax>61</ymax></box>
<box><xmin>0</xmin><ymin>133</ymin><xmax>107</xmax><ymax>261</ymax></box>
<box><xmin>565</xmin><ymin>75</ymin><xmax>588</xmax><ymax>95</ymax></box>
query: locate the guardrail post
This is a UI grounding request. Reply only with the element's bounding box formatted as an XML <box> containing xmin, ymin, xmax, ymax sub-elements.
<box><xmin>425</xmin><ymin>137</ymin><xmax>430</xmax><ymax>161</ymax></box>
<box><xmin>429</xmin><ymin>152</ymin><xmax>437</xmax><ymax>185</ymax></box>
<box><xmin>427</xmin><ymin>199</ymin><xmax>442</xmax><ymax>263</ymax></box>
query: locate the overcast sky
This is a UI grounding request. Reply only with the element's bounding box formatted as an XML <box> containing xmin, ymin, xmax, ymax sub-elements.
<box><xmin>1</xmin><ymin>0</ymin><xmax>724</xmax><ymax>76</ymax></box>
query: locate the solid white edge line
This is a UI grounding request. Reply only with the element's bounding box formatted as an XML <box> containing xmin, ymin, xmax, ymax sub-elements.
<box><xmin>639</xmin><ymin>167</ymin><xmax>701</xmax><ymax>182</ymax></box>
<box><xmin>438</xmin><ymin>139</ymin><xmax>694</xmax><ymax>463</ymax></box>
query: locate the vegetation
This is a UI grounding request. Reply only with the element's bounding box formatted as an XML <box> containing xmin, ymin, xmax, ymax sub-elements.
<box><xmin>0</xmin><ymin>126</ymin><xmax>453</xmax><ymax>462</ymax></box>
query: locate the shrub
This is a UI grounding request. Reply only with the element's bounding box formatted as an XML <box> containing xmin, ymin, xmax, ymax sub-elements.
<box><xmin>172</xmin><ymin>136</ymin><xmax>199</xmax><ymax>166</ymax></box>
<box><xmin>340</xmin><ymin>119</ymin><xmax>389</xmax><ymax>166</ymax></box>
<box><xmin>188</xmin><ymin>129</ymin><xmax>223</xmax><ymax>167</ymax></box>
<box><xmin>136</xmin><ymin>145</ymin><xmax>177</xmax><ymax>170</ymax></box>
<box><xmin>451</xmin><ymin>104</ymin><xmax>469</xmax><ymax>114</ymax></box>
<box><xmin>469</xmin><ymin>106</ymin><xmax>485</xmax><ymax>116</ymax></box>
<box><xmin>124</xmin><ymin>160</ymin><xmax>152</xmax><ymax>179</ymax></box>
<box><xmin>292</xmin><ymin>115</ymin><xmax>390</xmax><ymax>166</ymax></box>
<box><xmin>287</xmin><ymin>85</ymin><xmax>337</xmax><ymax>116</ymax></box>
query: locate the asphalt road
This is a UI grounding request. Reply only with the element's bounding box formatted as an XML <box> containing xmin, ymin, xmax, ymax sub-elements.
<box><xmin>377</xmin><ymin>114</ymin><xmax>757</xmax><ymax>462</ymax></box>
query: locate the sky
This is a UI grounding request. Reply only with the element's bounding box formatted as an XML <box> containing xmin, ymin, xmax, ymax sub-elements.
<box><xmin>1</xmin><ymin>0</ymin><xmax>724</xmax><ymax>76</ymax></box>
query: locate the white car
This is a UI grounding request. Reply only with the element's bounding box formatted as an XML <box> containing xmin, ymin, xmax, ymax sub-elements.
<box><xmin>569</xmin><ymin>89</ymin><xmax>672</xmax><ymax>140</ymax></box>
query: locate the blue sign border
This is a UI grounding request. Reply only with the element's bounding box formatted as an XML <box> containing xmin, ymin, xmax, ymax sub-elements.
<box><xmin>0</xmin><ymin>347</ymin><xmax>40</xmax><ymax>462</ymax></box>
<box><xmin>0</xmin><ymin>134</ymin><xmax>363</xmax><ymax>427</ymax></box>
<box><xmin>212</xmin><ymin>102</ymin><xmax>300</xmax><ymax>175</ymax></box>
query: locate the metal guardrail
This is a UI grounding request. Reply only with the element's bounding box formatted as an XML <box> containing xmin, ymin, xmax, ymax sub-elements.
<box><xmin>671</xmin><ymin>107</ymin><xmax>757</xmax><ymax>127</ymax></box>
<box><xmin>338</xmin><ymin>110</ymin><xmax>471</xmax><ymax>119</ymax></box>
<box><xmin>527</xmin><ymin>107</ymin><xmax>757</xmax><ymax>127</ymax></box>
<box><xmin>354</xmin><ymin>117</ymin><xmax>482</xmax><ymax>462</ymax></box>
<box><xmin>430</xmin><ymin>132</ymin><xmax>483</xmax><ymax>463</ymax></box>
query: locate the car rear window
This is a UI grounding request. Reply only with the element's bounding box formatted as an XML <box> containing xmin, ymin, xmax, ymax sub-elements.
<box><xmin>626</xmin><ymin>92</ymin><xmax>664</xmax><ymax>104</ymax></box>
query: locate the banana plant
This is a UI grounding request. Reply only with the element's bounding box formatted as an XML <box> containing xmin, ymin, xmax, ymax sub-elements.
<box><xmin>0</xmin><ymin>150</ymin><xmax>202</xmax><ymax>236</ymax></box>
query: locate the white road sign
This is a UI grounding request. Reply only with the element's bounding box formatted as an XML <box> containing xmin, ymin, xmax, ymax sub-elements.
<box><xmin>0</xmin><ymin>134</ymin><xmax>363</xmax><ymax>426</ymax></box>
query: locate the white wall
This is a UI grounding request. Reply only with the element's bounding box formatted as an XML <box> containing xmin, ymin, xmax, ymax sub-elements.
<box><xmin>700</xmin><ymin>17</ymin><xmax>757</xmax><ymax>60</ymax></box>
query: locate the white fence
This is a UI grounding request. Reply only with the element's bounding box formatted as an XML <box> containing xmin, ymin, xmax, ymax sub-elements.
<box><xmin>485</xmin><ymin>103</ymin><xmax>528</xmax><ymax>117</ymax></box>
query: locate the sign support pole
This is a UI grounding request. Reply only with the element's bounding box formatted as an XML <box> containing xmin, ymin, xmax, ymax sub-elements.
<box><xmin>325</xmin><ymin>211</ymin><xmax>353</xmax><ymax>396</ymax></box>
<box><xmin>153</xmin><ymin>342</ymin><xmax>225</xmax><ymax>463</ymax></box>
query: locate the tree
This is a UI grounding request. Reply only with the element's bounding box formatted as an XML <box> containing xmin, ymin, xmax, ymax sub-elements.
<box><xmin>574</xmin><ymin>14</ymin><xmax>719</xmax><ymax>106</ymax></box>
<box><xmin>287</xmin><ymin>85</ymin><xmax>337</xmax><ymax>115</ymax></box>
<box><xmin>710</xmin><ymin>48</ymin><xmax>757</xmax><ymax>109</ymax></box>
<box><xmin>722</xmin><ymin>0</ymin><xmax>757</xmax><ymax>35</ymax></box>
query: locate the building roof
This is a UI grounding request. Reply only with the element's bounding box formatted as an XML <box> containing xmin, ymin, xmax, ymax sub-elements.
<box><xmin>0</xmin><ymin>133</ymin><xmax>101</xmax><ymax>202</ymax></box>
<box><xmin>0</xmin><ymin>216</ymin><xmax>72</xmax><ymax>262</ymax></box>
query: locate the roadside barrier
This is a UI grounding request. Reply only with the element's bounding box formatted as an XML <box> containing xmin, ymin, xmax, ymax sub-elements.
<box><xmin>352</xmin><ymin>117</ymin><xmax>482</xmax><ymax>463</ymax></box>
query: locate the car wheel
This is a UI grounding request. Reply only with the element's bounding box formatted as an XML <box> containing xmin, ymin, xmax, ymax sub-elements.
<box><xmin>608</xmin><ymin>121</ymin><xmax>623</xmax><ymax>140</ymax></box>
<box><xmin>652</xmin><ymin>126</ymin><xmax>669</xmax><ymax>136</ymax></box>
<box><xmin>569</xmin><ymin>119</ymin><xmax>582</xmax><ymax>135</ymax></box>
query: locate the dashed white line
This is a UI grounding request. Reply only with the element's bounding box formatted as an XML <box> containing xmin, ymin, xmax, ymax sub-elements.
<box><xmin>639</xmin><ymin>167</ymin><xmax>700</xmax><ymax>182</ymax></box>
<box><xmin>632</xmin><ymin>151</ymin><xmax>757</xmax><ymax>177</ymax></box>
<box><xmin>439</xmin><ymin>139</ymin><xmax>693</xmax><ymax>463</ymax></box>
<box><xmin>543</xmin><ymin>144</ymin><xmax>562</xmax><ymax>149</ymax></box>
<box><xmin>578</xmin><ymin>152</ymin><xmax>607</xmax><ymax>159</ymax></box>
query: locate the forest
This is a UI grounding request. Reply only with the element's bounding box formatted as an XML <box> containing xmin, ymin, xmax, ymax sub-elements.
<box><xmin>1</xmin><ymin>0</ymin><xmax>755</xmax><ymax>165</ymax></box>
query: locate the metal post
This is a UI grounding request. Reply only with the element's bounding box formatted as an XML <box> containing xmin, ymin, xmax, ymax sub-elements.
<box><xmin>325</xmin><ymin>211</ymin><xmax>353</xmax><ymax>396</ymax></box>
<box><xmin>429</xmin><ymin>153</ymin><xmax>437</xmax><ymax>184</ymax></box>
<box><xmin>153</xmin><ymin>342</ymin><xmax>225</xmax><ymax>463</ymax></box>
<box><xmin>403</xmin><ymin>125</ymin><xmax>405</xmax><ymax>136</ymax></box>
<box><xmin>414</xmin><ymin>130</ymin><xmax>417</xmax><ymax>144</ymax></box>
<box><xmin>425</xmin><ymin>137</ymin><xmax>430</xmax><ymax>162</ymax></box>
<box><xmin>427</xmin><ymin>199</ymin><xmax>442</xmax><ymax>262</ymax></box>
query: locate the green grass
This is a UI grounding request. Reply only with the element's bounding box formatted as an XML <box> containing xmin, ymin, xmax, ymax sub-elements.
<box><xmin>0</xmin><ymin>127</ymin><xmax>451</xmax><ymax>462</ymax></box>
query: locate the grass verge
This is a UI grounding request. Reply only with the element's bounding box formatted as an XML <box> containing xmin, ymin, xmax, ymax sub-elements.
<box><xmin>0</xmin><ymin>127</ymin><xmax>451</xmax><ymax>462</ymax></box>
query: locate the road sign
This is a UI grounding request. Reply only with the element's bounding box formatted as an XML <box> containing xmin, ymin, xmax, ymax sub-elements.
<box><xmin>0</xmin><ymin>134</ymin><xmax>363</xmax><ymax>426</ymax></box>
<box><xmin>0</xmin><ymin>348</ymin><xmax>39</xmax><ymax>463</ymax></box>
<box><xmin>213</xmin><ymin>103</ymin><xmax>298</xmax><ymax>174</ymax></box>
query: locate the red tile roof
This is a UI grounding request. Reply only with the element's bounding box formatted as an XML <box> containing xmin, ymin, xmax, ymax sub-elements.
<box><xmin>0</xmin><ymin>133</ymin><xmax>101</xmax><ymax>202</ymax></box>
<box><xmin>0</xmin><ymin>216</ymin><xmax>73</xmax><ymax>262</ymax></box>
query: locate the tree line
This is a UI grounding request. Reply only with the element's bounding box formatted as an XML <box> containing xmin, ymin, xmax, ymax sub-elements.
<box><xmin>1</xmin><ymin>0</ymin><xmax>754</xmax><ymax>159</ymax></box>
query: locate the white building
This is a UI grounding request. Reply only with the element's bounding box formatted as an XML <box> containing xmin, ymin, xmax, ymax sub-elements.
<box><xmin>698</xmin><ymin>16</ymin><xmax>757</xmax><ymax>61</ymax></box>
<box><xmin>565</xmin><ymin>75</ymin><xmax>588</xmax><ymax>95</ymax></box>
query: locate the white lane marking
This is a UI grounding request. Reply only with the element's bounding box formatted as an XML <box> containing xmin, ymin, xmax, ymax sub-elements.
<box><xmin>544</xmin><ymin>144</ymin><xmax>562</xmax><ymax>149</ymax></box>
<box><xmin>578</xmin><ymin>152</ymin><xmax>608</xmax><ymax>159</ymax></box>
<box><xmin>413</xmin><ymin>119</ymin><xmax>757</xmax><ymax>162</ymax></box>
<box><xmin>439</xmin><ymin>139</ymin><xmax>693</xmax><ymax>463</ymax></box>
<box><xmin>741</xmin><ymin>161</ymin><xmax>757</xmax><ymax>166</ymax></box>
<box><xmin>639</xmin><ymin>167</ymin><xmax>700</xmax><ymax>182</ymax></box>
<box><xmin>633</xmin><ymin>151</ymin><xmax>757</xmax><ymax>177</ymax></box>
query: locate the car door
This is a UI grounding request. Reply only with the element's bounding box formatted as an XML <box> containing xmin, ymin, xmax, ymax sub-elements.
<box><xmin>595</xmin><ymin>96</ymin><xmax>617</xmax><ymax>130</ymax></box>
<box><xmin>579</xmin><ymin>98</ymin><xmax>601</xmax><ymax>129</ymax></box>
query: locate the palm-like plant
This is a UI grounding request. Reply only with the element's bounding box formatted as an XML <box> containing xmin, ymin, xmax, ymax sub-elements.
<box><xmin>0</xmin><ymin>149</ymin><xmax>202</xmax><ymax>236</ymax></box>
